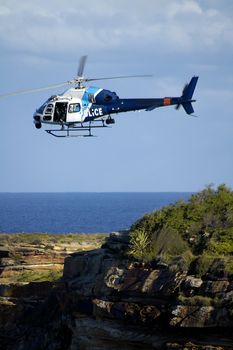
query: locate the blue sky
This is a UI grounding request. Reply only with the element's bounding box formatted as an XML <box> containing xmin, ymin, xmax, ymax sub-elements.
<box><xmin>0</xmin><ymin>0</ymin><xmax>232</xmax><ymax>192</ymax></box>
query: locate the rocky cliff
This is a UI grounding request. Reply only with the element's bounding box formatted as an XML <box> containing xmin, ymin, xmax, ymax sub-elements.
<box><xmin>0</xmin><ymin>233</ymin><xmax>107</xmax><ymax>349</ymax></box>
<box><xmin>0</xmin><ymin>232</ymin><xmax>232</xmax><ymax>350</ymax></box>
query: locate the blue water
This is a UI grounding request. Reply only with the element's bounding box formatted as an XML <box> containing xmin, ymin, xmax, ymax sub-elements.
<box><xmin>0</xmin><ymin>193</ymin><xmax>192</xmax><ymax>233</ymax></box>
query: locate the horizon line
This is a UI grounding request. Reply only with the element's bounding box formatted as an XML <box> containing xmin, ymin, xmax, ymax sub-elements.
<box><xmin>0</xmin><ymin>191</ymin><xmax>195</xmax><ymax>194</ymax></box>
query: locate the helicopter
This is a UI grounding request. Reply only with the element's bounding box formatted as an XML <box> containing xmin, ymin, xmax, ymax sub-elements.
<box><xmin>1</xmin><ymin>56</ymin><xmax>198</xmax><ymax>137</ymax></box>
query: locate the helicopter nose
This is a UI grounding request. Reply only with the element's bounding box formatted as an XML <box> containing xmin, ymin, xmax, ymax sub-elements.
<box><xmin>34</xmin><ymin>115</ymin><xmax>41</xmax><ymax>122</ymax></box>
<box><xmin>33</xmin><ymin>115</ymin><xmax>42</xmax><ymax>129</ymax></box>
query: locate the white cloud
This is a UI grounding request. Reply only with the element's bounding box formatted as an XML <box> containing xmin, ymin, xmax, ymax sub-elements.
<box><xmin>167</xmin><ymin>0</ymin><xmax>203</xmax><ymax>18</ymax></box>
<box><xmin>0</xmin><ymin>0</ymin><xmax>232</xmax><ymax>62</ymax></box>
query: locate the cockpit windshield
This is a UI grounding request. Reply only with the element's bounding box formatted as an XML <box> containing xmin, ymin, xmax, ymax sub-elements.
<box><xmin>36</xmin><ymin>102</ymin><xmax>47</xmax><ymax>114</ymax></box>
<box><xmin>36</xmin><ymin>96</ymin><xmax>57</xmax><ymax>114</ymax></box>
<box><xmin>48</xmin><ymin>95</ymin><xmax>56</xmax><ymax>101</ymax></box>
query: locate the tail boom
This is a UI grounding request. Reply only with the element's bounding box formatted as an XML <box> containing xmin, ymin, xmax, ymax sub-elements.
<box><xmin>145</xmin><ymin>76</ymin><xmax>198</xmax><ymax>114</ymax></box>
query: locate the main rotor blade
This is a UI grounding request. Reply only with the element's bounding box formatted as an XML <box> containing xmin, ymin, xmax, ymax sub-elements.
<box><xmin>77</xmin><ymin>55</ymin><xmax>87</xmax><ymax>77</ymax></box>
<box><xmin>85</xmin><ymin>74</ymin><xmax>153</xmax><ymax>82</ymax></box>
<box><xmin>0</xmin><ymin>82</ymin><xmax>69</xmax><ymax>99</ymax></box>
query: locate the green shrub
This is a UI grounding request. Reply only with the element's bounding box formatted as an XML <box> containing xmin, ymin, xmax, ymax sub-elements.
<box><xmin>191</xmin><ymin>254</ymin><xmax>215</xmax><ymax>277</ymax></box>
<box><xmin>168</xmin><ymin>250</ymin><xmax>194</xmax><ymax>272</ymax></box>
<box><xmin>223</xmin><ymin>257</ymin><xmax>233</xmax><ymax>276</ymax></box>
<box><xmin>128</xmin><ymin>229</ymin><xmax>151</xmax><ymax>261</ymax></box>
<box><xmin>16</xmin><ymin>269</ymin><xmax>63</xmax><ymax>283</ymax></box>
<box><xmin>207</xmin><ymin>228</ymin><xmax>233</xmax><ymax>255</ymax></box>
<box><xmin>128</xmin><ymin>185</ymin><xmax>233</xmax><ymax>266</ymax></box>
<box><xmin>152</xmin><ymin>227</ymin><xmax>189</xmax><ymax>256</ymax></box>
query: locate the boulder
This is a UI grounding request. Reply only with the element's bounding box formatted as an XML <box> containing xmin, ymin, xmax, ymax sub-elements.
<box><xmin>184</xmin><ymin>276</ymin><xmax>203</xmax><ymax>289</ymax></box>
<box><xmin>0</xmin><ymin>247</ymin><xmax>9</xmax><ymax>258</ymax></box>
<box><xmin>63</xmin><ymin>248</ymin><xmax>104</xmax><ymax>279</ymax></box>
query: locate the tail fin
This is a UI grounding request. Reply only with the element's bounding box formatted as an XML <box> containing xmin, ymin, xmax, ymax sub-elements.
<box><xmin>180</xmin><ymin>76</ymin><xmax>198</xmax><ymax>115</ymax></box>
<box><xmin>182</xmin><ymin>101</ymin><xmax>195</xmax><ymax>115</ymax></box>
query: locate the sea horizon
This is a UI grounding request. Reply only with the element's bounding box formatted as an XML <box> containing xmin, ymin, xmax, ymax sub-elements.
<box><xmin>0</xmin><ymin>191</ymin><xmax>194</xmax><ymax>193</ymax></box>
<box><xmin>0</xmin><ymin>192</ymin><xmax>193</xmax><ymax>234</ymax></box>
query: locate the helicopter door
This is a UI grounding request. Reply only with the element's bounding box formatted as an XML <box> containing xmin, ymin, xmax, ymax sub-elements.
<box><xmin>66</xmin><ymin>102</ymin><xmax>82</xmax><ymax>122</ymax></box>
<box><xmin>53</xmin><ymin>102</ymin><xmax>68</xmax><ymax>122</ymax></box>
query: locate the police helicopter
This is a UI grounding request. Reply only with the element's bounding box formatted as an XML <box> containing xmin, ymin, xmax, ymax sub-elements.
<box><xmin>0</xmin><ymin>56</ymin><xmax>198</xmax><ymax>137</ymax></box>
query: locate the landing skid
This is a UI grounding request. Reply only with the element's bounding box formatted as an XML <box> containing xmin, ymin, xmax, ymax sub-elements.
<box><xmin>45</xmin><ymin>122</ymin><xmax>108</xmax><ymax>138</ymax></box>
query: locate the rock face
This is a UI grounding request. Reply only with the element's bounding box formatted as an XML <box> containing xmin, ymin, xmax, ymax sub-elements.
<box><xmin>0</xmin><ymin>233</ymin><xmax>107</xmax><ymax>349</ymax></box>
<box><xmin>0</xmin><ymin>232</ymin><xmax>233</xmax><ymax>350</ymax></box>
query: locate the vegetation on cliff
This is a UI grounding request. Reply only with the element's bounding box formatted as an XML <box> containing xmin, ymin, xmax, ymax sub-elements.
<box><xmin>0</xmin><ymin>233</ymin><xmax>107</xmax><ymax>246</ymax></box>
<box><xmin>128</xmin><ymin>184</ymin><xmax>233</xmax><ymax>275</ymax></box>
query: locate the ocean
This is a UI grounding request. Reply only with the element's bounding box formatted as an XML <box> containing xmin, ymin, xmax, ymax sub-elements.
<box><xmin>0</xmin><ymin>192</ymin><xmax>192</xmax><ymax>234</ymax></box>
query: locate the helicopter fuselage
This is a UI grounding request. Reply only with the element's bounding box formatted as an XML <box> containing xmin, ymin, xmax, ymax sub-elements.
<box><xmin>0</xmin><ymin>54</ymin><xmax>198</xmax><ymax>138</ymax></box>
<box><xmin>33</xmin><ymin>76</ymin><xmax>198</xmax><ymax>137</ymax></box>
<box><xmin>34</xmin><ymin>86</ymin><xmax>177</xmax><ymax>126</ymax></box>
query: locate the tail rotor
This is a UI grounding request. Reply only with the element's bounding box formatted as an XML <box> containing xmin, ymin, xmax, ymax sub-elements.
<box><xmin>175</xmin><ymin>76</ymin><xmax>198</xmax><ymax>115</ymax></box>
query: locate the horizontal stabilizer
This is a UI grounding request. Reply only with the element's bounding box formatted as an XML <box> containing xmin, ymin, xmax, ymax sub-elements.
<box><xmin>182</xmin><ymin>102</ymin><xmax>194</xmax><ymax>115</ymax></box>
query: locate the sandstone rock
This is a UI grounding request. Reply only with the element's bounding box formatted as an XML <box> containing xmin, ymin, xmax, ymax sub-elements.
<box><xmin>170</xmin><ymin>305</ymin><xmax>233</xmax><ymax>328</ymax></box>
<box><xmin>93</xmin><ymin>298</ymin><xmax>161</xmax><ymax>323</ymax></box>
<box><xmin>184</xmin><ymin>276</ymin><xmax>203</xmax><ymax>289</ymax></box>
<box><xmin>183</xmin><ymin>276</ymin><xmax>203</xmax><ymax>296</ymax></box>
<box><xmin>142</xmin><ymin>270</ymin><xmax>160</xmax><ymax>293</ymax></box>
<box><xmin>0</xmin><ymin>258</ymin><xmax>15</xmax><ymax>266</ymax></box>
<box><xmin>200</xmin><ymin>280</ymin><xmax>229</xmax><ymax>297</ymax></box>
<box><xmin>63</xmin><ymin>249</ymin><xmax>104</xmax><ymax>280</ymax></box>
<box><xmin>105</xmin><ymin>267</ymin><xmax>187</xmax><ymax>297</ymax></box>
<box><xmin>170</xmin><ymin>305</ymin><xmax>215</xmax><ymax>327</ymax></box>
<box><xmin>104</xmin><ymin>266</ymin><xmax>126</xmax><ymax>290</ymax></box>
<box><xmin>151</xmin><ymin>270</ymin><xmax>187</xmax><ymax>296</ymax></box>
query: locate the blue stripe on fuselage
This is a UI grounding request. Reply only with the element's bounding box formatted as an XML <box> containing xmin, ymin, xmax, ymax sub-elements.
<box><xmin>81</xmin><ymin>87</ymin><xmax>103</xmax><ymax>118</ymax></box>
<box><xmin>82</xmin><ymin>87</ymin><xmax>102</xmax><ymax>108</ymax></box>
<box><xmin>82</xmin><ymin>87</ymin><xmax>108</xmax><ymax>121</ymax></box>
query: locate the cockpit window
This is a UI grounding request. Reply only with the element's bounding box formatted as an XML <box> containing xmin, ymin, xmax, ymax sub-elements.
<box><xmin>69</xmin><ymin>103</ymin><xmax>81</xmax><ymax>113</ymax></box>
<box><xmin>48</xmin><ymin>95</ymin><xmax>56</xmax><ymax>101</ymax></box>
<box><xmin>104</xmin><ymin>95</ymin><xmax>112</xmax><ymax>101</ymax></box>
<box><xmin>88</xmin><ymin>94</ymin><xmax>95</xmax><ymax>103</ymax></box>
<box><xmin>36</xmin><ymin>95</ymin><xmax>57</xmax><ymax>114</ymax></box>
<box><xmin>36</xmin><ymin>102</ymin><xmax>47</xmax><ymax>114</ymax></box>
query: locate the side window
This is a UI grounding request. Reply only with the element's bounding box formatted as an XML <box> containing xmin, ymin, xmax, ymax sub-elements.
<box><xmin>88</xmin><ymin>94</ymin><xmax>95</xmax><ymax>103</ymax></box>
<box><xmin>69</xmin><ymin>103</ymin><xmax>81</xmax><ymax>113</ymax></box>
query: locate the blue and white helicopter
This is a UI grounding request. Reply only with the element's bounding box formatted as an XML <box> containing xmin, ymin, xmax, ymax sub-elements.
<box><xmin>1</xmin><ymin>56</ymin><xmax>198</xmax><ymax>137</ymax></box>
